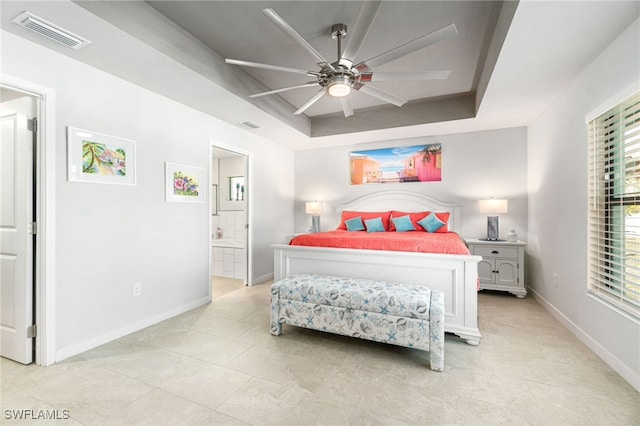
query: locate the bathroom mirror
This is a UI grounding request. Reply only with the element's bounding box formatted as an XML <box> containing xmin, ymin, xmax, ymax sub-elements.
<box><xmin>228</xmin><ymin>176</ymin><xmax>245</xmax><ymax>201</ymax></box>
<box><xmin>217</xmin><ymin>157</ymin><xmax>246</xmax><ymax>211</ymax></box>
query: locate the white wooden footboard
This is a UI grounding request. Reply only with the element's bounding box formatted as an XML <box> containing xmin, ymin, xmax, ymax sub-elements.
<box><xmin>272</xmin><ymin>244</ymin><xmax>482</xmax><ymax>345</ymax></box>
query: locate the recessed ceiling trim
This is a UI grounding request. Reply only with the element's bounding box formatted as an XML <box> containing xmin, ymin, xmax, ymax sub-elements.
<box><xmin>311</xmin><ymin>92</ymin><xmax>476</xmax><ymax>137</ymax></box>
<box><xmin>12</xmin><ymin>11</ymin><xmax>92</xmax><ymax>50</ymax></box>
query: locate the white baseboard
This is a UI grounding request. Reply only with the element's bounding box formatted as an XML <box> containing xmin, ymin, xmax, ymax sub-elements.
<box><xmin>55</xmin><ymin>296</ymin><xmax>211</xmax><ymax>362</ymax></box>
<box><xmin>529</xmin><ymin>288</ymin><xmax>640</xmax><ymax>392</ymax></box>
<box><xmin>251</xmin><ymin>272</ymin><xmax>273</xmax><ymax>285</ymax></box>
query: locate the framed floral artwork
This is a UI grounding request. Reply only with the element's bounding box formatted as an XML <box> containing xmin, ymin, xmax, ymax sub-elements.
<box><xmin>67</xmin><ymin>127</ymin><xmax>136</xmax><ymax>185</ymax></box>
<box><xmin>165</xmin><ymin>162</ymin><xmax>205</xmax><ymax>203</ymax></box>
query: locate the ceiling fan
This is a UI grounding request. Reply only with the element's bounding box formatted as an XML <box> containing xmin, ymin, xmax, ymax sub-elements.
<box><xmin>225</xmin><ymin>1</ymin><xmax>458</xmax><ymax>118</ymax></box>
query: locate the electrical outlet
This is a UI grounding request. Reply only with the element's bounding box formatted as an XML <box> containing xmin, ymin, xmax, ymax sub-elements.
<box><xmin>132</xmin><ymin>282</ymin><xmax>142</xmax><ymax>297</ymax></box>
<box><xmin>553</xmin><ymin>273</ymin><xmax>559</xmax><ymax>288</ymax></box>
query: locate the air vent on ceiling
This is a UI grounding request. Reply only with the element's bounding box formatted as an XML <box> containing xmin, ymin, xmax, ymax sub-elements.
<box><xmin>12</xmin><ymin>11</ymin><xmax>92</xmax><ymax>50</ymax></box>
<box><xmin>241</xmin><ymin>121</ymin><xmax>264</xmax><ymax>129</ymax></box>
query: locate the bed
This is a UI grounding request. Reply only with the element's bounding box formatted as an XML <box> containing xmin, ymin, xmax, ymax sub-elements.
<box><xmin>272</xmin><ymin>191</ymin><xmax>482</xmax><ymax>345</ymax></box>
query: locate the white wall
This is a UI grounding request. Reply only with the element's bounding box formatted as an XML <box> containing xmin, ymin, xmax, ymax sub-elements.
<box><xmin>527</xmin><ymin>18</ymin><xmax>640</xmax><ymax>390</ymax></box>
<box><xmin>293</xmin><ymin>127</ymin><xmax>528</xmax><ymax>240</ymax></box>
<box><xmin>1</xmin><ymin>30</ymin><xmax>294</xmax><ymax>359</ymax></box>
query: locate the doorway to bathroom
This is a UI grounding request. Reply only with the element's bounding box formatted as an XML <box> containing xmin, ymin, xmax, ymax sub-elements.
<box><xmin>210</xmin><ymin>143</ymin><xmax>251</xmax><ymax>297</ymax></box>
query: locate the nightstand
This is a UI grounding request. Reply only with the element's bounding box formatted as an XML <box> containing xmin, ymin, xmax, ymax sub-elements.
<box><xmin>465</xmin><ymin>238</ymin><xmax>527</xmax><ymax>298</ymax></box>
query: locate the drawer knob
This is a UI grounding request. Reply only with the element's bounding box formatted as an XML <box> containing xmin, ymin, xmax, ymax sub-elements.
<box><xmin>491</xmin><ymin>250</ymin><xmax>499</xmax><ymax>254</ymax></box>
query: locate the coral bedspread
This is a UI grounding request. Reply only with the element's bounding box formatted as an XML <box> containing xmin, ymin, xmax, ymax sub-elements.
<box><xmin>290</xmin><ymin>230</ymin><xmax>471</xmax><ymax>255</ymax></box>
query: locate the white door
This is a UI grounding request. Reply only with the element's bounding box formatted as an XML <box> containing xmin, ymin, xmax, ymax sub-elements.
<box><xmin>1</xmin><ymin>96</ymin><xmax>35</xmax><ymax>364</ymax></box>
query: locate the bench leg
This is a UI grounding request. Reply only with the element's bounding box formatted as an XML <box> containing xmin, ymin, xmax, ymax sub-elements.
<box><xmin>429</xmin><ymin>291</ymin><xmax>445</xmax><ymax>372</ymax></box>
<box><xmin>430</xmin><ymin>343</ymin><xmax>444</xmax><ymax>372</ymax></box>
<box><xmin>270</xmin><ymin>284</ymin><xmax>282</xmax><ymax>336</ymax></box>
<box><xmin>270</xmin><ymin>320</ymin><xmax>282</xmax><ymax>336</ymax></box>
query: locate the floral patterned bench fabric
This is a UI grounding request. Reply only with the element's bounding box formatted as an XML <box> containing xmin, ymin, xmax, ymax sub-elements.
<box><xmin>270</xmin><ymin>274</ymin><xmax>445</xmax><ymax>371</ymax></box>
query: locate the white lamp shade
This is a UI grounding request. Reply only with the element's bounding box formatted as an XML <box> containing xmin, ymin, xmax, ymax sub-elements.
<box><xmin>479</xmin><ymin>199</ymin><xmax>508</xmax><ymax>214</ymax></box>
<box><xmin>305</xmin><ymin>201</ymin><xmax>322</xmax><ymax>215</ymax></box>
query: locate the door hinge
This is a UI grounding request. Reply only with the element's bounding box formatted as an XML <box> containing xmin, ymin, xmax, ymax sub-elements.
<box><xmin>27</xmin><ymin>324</ymin><xmax>37</xmax><ymax>338</ymax></box>
<box><xmin>28</xmin><ymin>222</ymin><xmax>37</xmax><ymax>235</ymax></box>
<box><xmin>28</xmin><ymin>117</ymin><xmax>37</xmax><ymax>133</ymax></box>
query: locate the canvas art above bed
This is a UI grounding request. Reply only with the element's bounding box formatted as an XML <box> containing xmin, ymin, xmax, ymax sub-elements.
<box><xmin>350</xmin><ymin>144</ymin><xmax>442</xmax><ymax>185</ymax></box>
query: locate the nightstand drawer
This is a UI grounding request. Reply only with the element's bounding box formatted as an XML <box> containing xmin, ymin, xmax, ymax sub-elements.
<box><xmin>473</xmin><ymin>246</ymin><xmax>518</xmax><ymax>258</ymax></box>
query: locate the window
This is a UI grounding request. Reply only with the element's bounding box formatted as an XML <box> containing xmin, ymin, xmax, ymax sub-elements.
<box><xmin>588</xmin><ymin>92</ymin><xmax>640</xmax><ymax>318</ymax></box>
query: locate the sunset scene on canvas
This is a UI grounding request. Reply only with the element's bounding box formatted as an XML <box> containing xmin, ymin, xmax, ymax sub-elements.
<box><xmin>350</xmin><ymin>144</ymin><xmax>442</xmax><ymax>185</ymax></box>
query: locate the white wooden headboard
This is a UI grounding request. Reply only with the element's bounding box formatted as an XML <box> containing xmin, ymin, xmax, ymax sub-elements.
<box><xmin>335</xmin><ymin>191</ymin><xmax>461</xmax><ymax>232</ymax></box>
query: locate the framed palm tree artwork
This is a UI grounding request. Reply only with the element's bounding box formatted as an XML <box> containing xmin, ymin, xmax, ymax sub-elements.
<box><xmin>67</xmin><ymin>126</ymin><xmax>136</xmax><ymax>185</ymax></box>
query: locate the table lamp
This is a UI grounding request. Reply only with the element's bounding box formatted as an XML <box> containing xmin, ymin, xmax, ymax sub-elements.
<box><xmin>305</xmin><ymin>201</ymin><xmax>322</xmax><ymax>233</ymax></box>
<box><xmin>479</xmin><ymin>198</ymin><xmax>508</xmax><ymax>241</ymax></box>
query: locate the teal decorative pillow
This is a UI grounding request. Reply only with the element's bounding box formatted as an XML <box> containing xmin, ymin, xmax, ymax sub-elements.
<box><xmin>345</xmin><ymin>216</ymin><xmax>365</xmax><ymax>231</ymax></box>
<box><xmin>365</xmin><ymin>217</ymin><xmax>385</xmax><ymax>233</ymax></box>
<box><xmin>418</xmin><ymin>212</ymin><xmax>445</xmax><ymax>233</ymax></box>
<box><xmin>391</xmin><ymin>215</ymin><xmax>416</xmax><ymax>232</ymax></box>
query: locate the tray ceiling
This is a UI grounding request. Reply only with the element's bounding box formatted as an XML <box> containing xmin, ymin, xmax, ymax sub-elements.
<box><xmin>144</xmin><ymin>1</ymin><xmax>508</xmax><ymax>135</ymax></box>
<box><xmin>148</xmin><ymin>1</ymin><xmax>499</xmax><ymax>116</ymax></box>
<box><xmin>2</xmin><ymin>1</ymin><xmax>638</xmax><ymax>146</ymax></box>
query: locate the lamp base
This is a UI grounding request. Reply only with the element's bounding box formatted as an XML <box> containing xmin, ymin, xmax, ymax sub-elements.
<box><xmin>311</xmin><ymin>216</ymin><xmax>321</xmax><ymax>233</ymax></box>
<box><xmin>486</xmin><ymin>216</ymin><xmax>499</xmax><ymax>240</ymax></box>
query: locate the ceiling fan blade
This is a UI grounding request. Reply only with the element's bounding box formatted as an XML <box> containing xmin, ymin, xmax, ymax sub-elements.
<box><xmin>250</xmin><ymin>82</ymin><xmax>320</xmax><ymax>98</ymax></box>
<box><xmin>294</xmin><ymin>89</ymin><xmax>326</xmax><ymax>115</ymax></box>
<box><xmin>341</xmin><ymin>1</ymin><xmax>382</xmax><ymax>64</ymax></box>
<box><xmin>225</xmin><ymin>58</ymin><xmax>319</xmax><ymax>77</ymax></box>
<box><xmin>262</xmin><ymin>8</ymin><xmax>335</xmax><ymax>70</ymax></box>
<box><xmin>361</xmin><ymin>71</ymin><xmax>451</xmax><ymax>82</ymax></box>
<box><xmin>357</xmin><ymin>84</ymin><xmax>407</xmax><ymax>107</ymax></box>
<box><xmin>340</xmin><ymin>97</ymin><xmax>354</xmax><ymax>118</ymax></box>
<box><xmin>358</xmin><ymin>23</ymin><xmax>458</xmax><ymax>70</ymax></box>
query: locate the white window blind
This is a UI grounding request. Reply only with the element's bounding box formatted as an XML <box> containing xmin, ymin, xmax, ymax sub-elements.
<box><xmin>588</xmin><ymin>92</ymin><xmax>640</xmax><ymax>318</ymax></box>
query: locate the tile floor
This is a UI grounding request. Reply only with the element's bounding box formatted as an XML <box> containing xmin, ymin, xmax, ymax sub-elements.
<box><xmin>1</xmin><ymin>280</ymin><xmax>638</xmax><ymax>425</ymax></box>
<box><xmin>212</xmin><ymin>276</ymin><xmax>246</xmax><ymax>299</ymax></box>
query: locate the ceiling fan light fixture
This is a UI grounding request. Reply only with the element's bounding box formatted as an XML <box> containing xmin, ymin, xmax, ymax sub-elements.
<box><xmin>226</xmin><ymin>5</ymin><xmax>457</xmax><ymax>117</ymax></box>
<box><xmin>327</xmin><ymin>75</ymin><xmax>352</xmax><ymax>97</ymax></box>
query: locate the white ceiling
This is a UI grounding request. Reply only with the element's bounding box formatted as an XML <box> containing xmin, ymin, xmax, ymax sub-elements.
<box><xmin>1</xmin><ymin>1</ymin><xmax>639</xmax><ymax>149</ymax></box>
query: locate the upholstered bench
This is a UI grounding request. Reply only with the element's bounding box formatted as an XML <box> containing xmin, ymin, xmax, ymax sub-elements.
<box><xmin>270</xmin><ymin>274</ymin><xmax>445</xmax><ymax>371</ymax></box>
